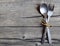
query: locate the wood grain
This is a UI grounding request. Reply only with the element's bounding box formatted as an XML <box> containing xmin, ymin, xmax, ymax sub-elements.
<box><xmin>0</xmin><ymin>0</ymin><xmax>59</xmax><ymax>39</ymax></box>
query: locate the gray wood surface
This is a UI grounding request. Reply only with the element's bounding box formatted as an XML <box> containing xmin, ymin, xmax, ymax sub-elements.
<box><xmin>0</xmin><ymin>0</ymin><xmax>59</xmax><ymax>46</ymax></box>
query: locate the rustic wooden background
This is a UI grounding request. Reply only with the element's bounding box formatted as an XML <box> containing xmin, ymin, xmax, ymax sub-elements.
<box><xmin>0</xmin><ymin>0</ymin><xmax>60</xmax><ymax>40</ymax></box>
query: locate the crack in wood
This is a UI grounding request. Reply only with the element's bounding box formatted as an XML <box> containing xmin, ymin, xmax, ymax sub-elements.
<box><xmin>22</xmin><ymin>15</ymin><xmax>60</xmax><ymax>18</ymax></box>
<box><xmin>0</xmin><ymin>26</ymin><xmax>59</xmax><ymax>28</ymax></box>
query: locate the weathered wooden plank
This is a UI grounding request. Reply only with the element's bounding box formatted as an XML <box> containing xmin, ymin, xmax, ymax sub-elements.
<box><xmin>0</xmin><ymin>27</ymin><xmax>42</xmax><ymax>38</ymax></box>
<box><xmin>0</xmin><ymin>16</ymin><xmax>60</xmax><ymax>26</ymax></box>
<box><xmin>0</xmin><ymin>27</ymin><xmax>59</xmax><ymax>38</ymax></box>
<box><xmin>0</xmin><ymin>1</ymin><xmax>59</xmax><ymax>18</ymax></box>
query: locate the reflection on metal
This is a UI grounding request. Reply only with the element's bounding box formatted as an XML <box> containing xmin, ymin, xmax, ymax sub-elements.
<box><xmin>40</xmin><ymin>3</ymin><xmax>54</xmax><ymax>44</ymax></box>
